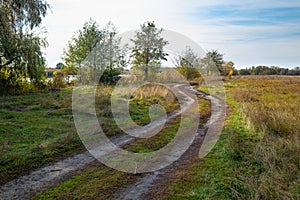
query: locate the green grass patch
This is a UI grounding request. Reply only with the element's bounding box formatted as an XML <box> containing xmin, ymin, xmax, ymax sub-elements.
<box><xmin>0</xmin><ymin>88</ymin><xmax>86</xmax><ymax>185</ymax></box>
<box><xmin>125</xmin><ymin>116</ymin><xmax>181</xmax><ymax>153</ymax></box>
<box><xmin>31</xmin><ymin>165</ymin><xmax>137</xmax><ymax>200</ymax></box>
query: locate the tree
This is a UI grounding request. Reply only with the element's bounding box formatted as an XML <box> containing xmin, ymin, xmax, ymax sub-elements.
<box><xmin>130</xmin><ymin>21</ymin><xmax>168</xmax><ymax>81</ymax></box>
<box><xmin>207</xmin><ymin>50</ymin><xmax>225</xmax><ymax>73</ymax></box>
<box><xmin>63</xmin><ymin>20</ymin><xmax>127</xmax><ymax>83</ymax></box>
<box><xmin>175</xmin><ymin>46</ymin><xmax>201</xmax><ymax>80</ymax></box>
<box><xmin>56</xmin><ymin>62</ymin><xmax>65</xmax><ymax>69</ymax></box>
<box><xmin>0</xmin><ymin>0</ymin><xmax>50</xmax><ymax>91</ymax></box>
<box><xmin>199</xmin><ymin>50</ymin><xmax>225</xmax><ymax>76</ymax></box>
<box><xmin>239</xmin><ymin>68</ymin><xmax>251</xmax><ymax>75</ymax></box>
<box><xmin>63</xmin><ymin>19</ymin><xmax>103</xmax><ymax>73</ymax></box>
<box><xmin>224</xmin><ymin>61</ymin><xmax>235</xmax><ymax>77</ymax></box>
<box><xmin>90</xmin><ymin>22</ymin><xmax>127</xmax><ymax>72</ymax></box>
<box><xmin>96</xmin><ymin>23</ymin><xmax>128</xmax><ymax>84</ymax></box>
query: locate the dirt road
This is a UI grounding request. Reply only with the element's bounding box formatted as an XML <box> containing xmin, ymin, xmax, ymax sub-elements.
<box><xmin>0</xmin><ymin>85</ymin><xmax>225</xmax><ymax>200</ymax></box>
<box><xmin>112</xmin><ymin>89</ymin><xmax>225</xmax><ymax>199</ymax></box>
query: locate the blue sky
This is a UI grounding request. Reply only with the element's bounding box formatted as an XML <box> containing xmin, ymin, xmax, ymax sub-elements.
<box><xmin>192</xmin><ymin>5</ymin><xmax>300</xmax><ymax>41</ymax></box>
<box><xmin>42</xmin><ymin>0</ymin><xmax>300</xmax><ymax>68</ymax></box>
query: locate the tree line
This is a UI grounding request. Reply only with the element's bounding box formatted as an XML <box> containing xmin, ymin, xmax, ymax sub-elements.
<box><xmin>0</xmin><ymin>0</ymin><xmax>235</xmax><ymax>94</ymax></box>
<box><xmin>4</xmin><ymin>0</ymin><xmax>296</xmax><ymax>94</ymax></box>
<box><xmin>61</xmin><ymin>19</ymin><xmax>235</xmax><ymax>83</ymax></box>
<box><xmin>0</xmin><ymin>0</ymin><xmax>231</xmax><ymax>95</ymax></box>
<box><xmin>238</xmin><ymin>66</ymin><xmax>300</xmax><ymax>76</ymax></box>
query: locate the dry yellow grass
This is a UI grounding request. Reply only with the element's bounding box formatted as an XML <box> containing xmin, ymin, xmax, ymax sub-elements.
<box><xmin>227</xmin><ymin>76</ymin><xmax>300</xmax><ymax>199</ymax></box>
<box><xmin>230</xmin><ymin>76</ymin><xmax>300</xmax><ymax>136</ymax></box>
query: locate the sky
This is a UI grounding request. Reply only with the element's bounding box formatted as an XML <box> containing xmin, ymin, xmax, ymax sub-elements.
<box><xmin>42</xmin><ymin>0</ymin><xmax>300</xmax><ymax>69</ymax></box>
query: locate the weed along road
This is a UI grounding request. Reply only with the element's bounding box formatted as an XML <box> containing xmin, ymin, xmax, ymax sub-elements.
<box><xmin>0</xmin><ymin>84</ymin><xmax>225</xmax><ymax>200</ymax></box>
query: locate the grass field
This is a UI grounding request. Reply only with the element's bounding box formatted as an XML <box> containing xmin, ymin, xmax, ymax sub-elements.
<box><xmin>158</xmin><ymin>76</ymin><xmax>300</xmax><ymax>199</ymax></box>
<box><xmin>2</xmin><ymin>76</ymin><xmax>299</xmax><ymax>200</ymax></box>
<box><xmin>0</xmin><ymin>84</ymin><xmax>179</xmax><ymax>185</ymax></box>
<box><xmin>0</xmin><ymin>88</ymin><xmax>83</xmax><ymax>184</ymax></box>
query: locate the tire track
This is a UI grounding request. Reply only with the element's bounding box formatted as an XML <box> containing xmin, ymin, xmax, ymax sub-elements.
<box><xmin>112</xmin><ymin>88</ymin><xmax>225</xmax><ymax>200</ymax></box>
